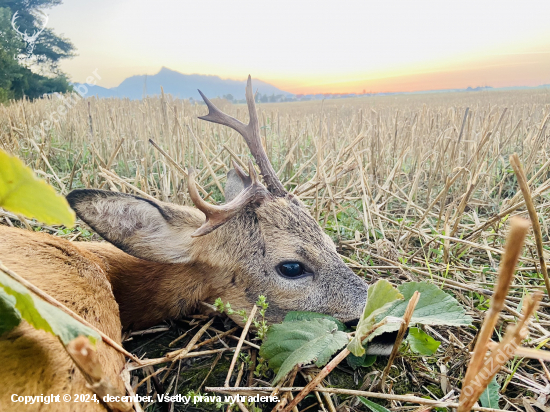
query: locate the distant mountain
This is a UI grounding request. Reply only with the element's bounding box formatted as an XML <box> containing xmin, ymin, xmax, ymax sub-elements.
<box><xmin>75</xmin><ymin>67</ymin><xmax>293</xmax><ymax>100</ymax></box>
<box><xmin>73</xmin><ymin>68</ymin><xmax>549</xmax><ymax>101</ymax></box>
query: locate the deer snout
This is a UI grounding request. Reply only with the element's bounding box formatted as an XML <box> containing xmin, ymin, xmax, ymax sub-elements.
<box><xmin>327</xmin><ymin>267</ymin><xmax>369</xmax><ymax>323</ymax></box>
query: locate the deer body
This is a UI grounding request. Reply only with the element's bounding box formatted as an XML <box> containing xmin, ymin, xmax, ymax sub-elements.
<box><xmin>0</xmin><ymin>226</ymin><xmax>125</xmax><ymax>412</ymax></box>
<box><xmin>0</xmin><ymin>77</ymin><xmax>388</xmax><ymax>412</ymax></box>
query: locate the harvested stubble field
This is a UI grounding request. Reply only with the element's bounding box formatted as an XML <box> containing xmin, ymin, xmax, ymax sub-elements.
<box><xmin>1</xmin><ymin>88</ymin><xmax>550</xmax><ymax>411</ymax></box>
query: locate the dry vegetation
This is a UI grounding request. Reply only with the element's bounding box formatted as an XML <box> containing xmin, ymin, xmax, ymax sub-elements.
<box><xmin>1</xmin><ymin>88</ymin><xmax>550</xmax><ymax>411</ymax></box>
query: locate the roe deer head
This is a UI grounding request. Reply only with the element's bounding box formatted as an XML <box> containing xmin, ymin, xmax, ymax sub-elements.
<box><xmin>65</xmin><ymin>76</ymin><xmax>371</xmax><ymax>329</ymax></box>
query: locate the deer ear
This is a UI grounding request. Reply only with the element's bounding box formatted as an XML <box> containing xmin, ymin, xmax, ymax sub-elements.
<box><xmin>224</xmin><ymin>169</ymin><xmax>245</xmax><ymax>202</ymax></box>
<box><xmin>224</xmin><ymin>161</ymin><xmax>254</xmax><ymax>203</ymax></box>
<box><xmin>66</xmin><ymin>189</ymin><xmax>203</xmax><ymax>264</ymax></box>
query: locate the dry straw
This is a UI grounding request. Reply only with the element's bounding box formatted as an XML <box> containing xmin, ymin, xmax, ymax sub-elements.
<box><xmin>458</xmin><ymin>217</ymin><xmax>544</xmax><ymax>412</ymax></box>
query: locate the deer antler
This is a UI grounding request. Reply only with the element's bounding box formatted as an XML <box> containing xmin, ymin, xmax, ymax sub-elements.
<box><xmin>188</xmin><ymin>160</ymin><xmax>271</xmax><ymax>237</ymax></box>
<box><xmin>197</xmin><ymin>75</ymin><xmax>286</xmax><ymax>197</ymax></box>
<box><xmin>27</xmin><ymin>10</ymin><xmax>48</xmax><ymax>43</ymax></box>
<box><xmin>11</xmin><ymin>11</ymin><xmax>25</xmax><ymax>38</ymax></box>
<box><xmin>11</xmin><ymin>10</ymin><xmax>48</xmax><ymax>44</ymax></box>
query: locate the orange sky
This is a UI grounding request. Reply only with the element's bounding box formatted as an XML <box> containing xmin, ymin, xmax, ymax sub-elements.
<box><xmin>286</xmin><ymin>50</ymin><xmax>550</xmax><ymax>94</ymax></box>
<box><xmin>47</xmin><ymin>0</ymin><xmax>550</xmax><ymax>94</ymax></box>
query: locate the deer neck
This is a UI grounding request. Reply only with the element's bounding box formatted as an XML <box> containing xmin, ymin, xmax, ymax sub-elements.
<box><xmin>79</xmin><ymin>242</ymin><xmax>215</xmax><ymax>330</ymax></box>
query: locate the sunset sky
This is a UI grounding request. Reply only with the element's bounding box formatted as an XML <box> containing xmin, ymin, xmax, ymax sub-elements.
<box><xmin>47</xmin><ymin>0</ymin><xmax>550</xmax><ymax>94</ymax></box>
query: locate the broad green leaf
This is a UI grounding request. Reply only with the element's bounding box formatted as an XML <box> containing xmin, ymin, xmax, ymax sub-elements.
<box><xmin>347</xmin><ymin>279</ymin><xmax>403</xmax><ymax>356</ymax></box>
<box><xmin>284</xmin><ymin>311</ymin><xmax>347</xmax><ymax>331</ymax></box>
<box><xmin>0</xmin><ymin>289</ymin><xmax>21</xmax><ymax>335</ymax></box>
<box><xmin>362</xmin><ymin>280</ymin><xmax>403</xmax><ymax>322</ymax></box>
<box><xmin>389</xmin><ymin>282</ymin><xmax>473</xmax><ymax>326</ymax></box>
<box><xmin>259</xmin><ymin>318</ymin><xmax>348</xmax><ymax>385</ymax></box>
<box><xmin>358</xmin><ymin>397</ymin><xmax>391</xmax><ymax>412</ymax></box>
<box><xmin>347</xmin><ymin>352</ymin><xmax>377</xmax><ymax>369</ymax></box>
<box><xmin>0</xmin><ymin>271</ymin><xmax>100</xmax><ymax>344</ymax></box>
<box><xmin>407</xmin><ymin>327</ymin><xmax>440</xmax><ymax>355</ymax></box>
<box><xmin>370</xmin><ymin>281</ymin><xmax>473</xmax><ymax>340</ymax></box>
<box><xmin>0</xmin><ymin>149</ymin><xmax>75</xmax><ymax>226</ymax></box>
<box><xmin>479</xmin><ymin>377</ymin><xmax>500</xmax><ymax>409</ymax></box>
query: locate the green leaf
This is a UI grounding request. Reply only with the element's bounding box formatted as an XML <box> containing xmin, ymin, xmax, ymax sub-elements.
<box><xmin>347</xmin><ymin>352</ymin><xmax>377</xmax><ymax>369</ymax></box>
<box><xmin>362</xmin><ymin>280</ymin><xmax>403</xmax><ymax>321</ymax></box>
<box><xmin>391</xmin><ymin>282</ymin><xmax>473</xmax><ymax>326</ymax></box>
<box><xmin>259</xmin><ymin>318</ymin><xmax>348</xmax><ymax>385</ymax></box>
<box><xmin>370</xmin><ymin>281</ymin><xmax>473</xmax><ymax>339</ymax></box>
<box><xmin>0</xmin><ymin>271</ymin><xmax>100</xmax><ymax>344</ymax></box>
<box><xmin>479</xmin><ymin>377</ymin><xmax>500</xmax><ymax>409</ymax></box>
<box><xmin>0</xmin><ymin>149</ymin><xmax>75</xmax><ymax>226</ymax></box>
<box><xmin>347</xmin><ymin>279</ymin><xmax>403</xmax><ymax>356</ymax></box>
<box><xmin>358</xmin><ymin>397</ymin><xmax>391</xmax><ymax>412</ymax></box>
<box><xmin>407</xmin><ymin>327</ymin><xmax>440</xmax><ymax>355</ymax></box>
<box><xmin>0</xmin><ymin>289</ymin><xmax>21</xmax><ymax>335</ymax></box>
<box><xmin>284</xmin><ymin>311</ymin><xmax>347</xmax><ymax>331</ymax></box>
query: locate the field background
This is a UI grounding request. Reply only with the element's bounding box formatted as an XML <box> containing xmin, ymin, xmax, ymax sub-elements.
<box><xmin>1</xmin><ymin>89</ymin><xmax>550</xmax><ymax>411</ymax></box>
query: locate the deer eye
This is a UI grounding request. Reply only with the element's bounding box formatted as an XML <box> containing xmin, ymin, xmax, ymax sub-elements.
<box><xmin>277</xmin><ymin>262</ymin><xmax>308</xmax><ymax>279</ymax></box>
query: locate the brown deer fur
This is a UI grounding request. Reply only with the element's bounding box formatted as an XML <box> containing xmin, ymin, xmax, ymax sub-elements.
<box><xmin>0</xmin><ymin>226</ymin><xmax>125</xmax><ymax>412</ymax></box>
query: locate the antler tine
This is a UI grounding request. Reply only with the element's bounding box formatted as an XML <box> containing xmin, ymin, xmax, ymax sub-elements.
<box><xmin>197</xmin><ymin>90</ymin><xmax>249</xmax><ymax>136</ymax></box>
<box><xmin>187</xmin><ymin>168</ymin><xmax>221</xmax><ymax>219</ymax></box>
<box><xmin>197</xmin><ymin>75</ymin><xmax>286</xmax><ymax>197</ymax></box>
<box><xmin>247</xmin><ymin>158</ymin><xmax>259</xmax><ymax>184</ymax></box>
<box><xmin>11</xmin><ymin>11</ymin><xmax>24</xmax><ymax>36</ymax></box>
<box><xmin>242</xmin><ymin>75</ymin><xmax>285</xmax><ymax>196</ymax></box>
<box><xmin>187</xmin><ymin>166</ymin><xmax>271</xmax><ymax>237</ymax></box>
<box><xmin>31</xmin><ymin>11</ymin><xmax>48</xmax><ymax>39</ymax></box>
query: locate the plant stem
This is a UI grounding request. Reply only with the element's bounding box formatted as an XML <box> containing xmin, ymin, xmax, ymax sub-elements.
<box><xmin>510</xmin><ymin>153</ymin><xmax>550</xmax><ymax>299</ymax></box>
